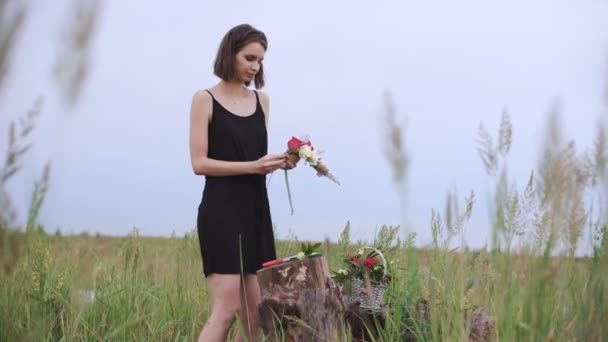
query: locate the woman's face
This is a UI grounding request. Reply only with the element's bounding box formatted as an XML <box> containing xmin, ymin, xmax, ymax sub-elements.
<box><xmin>234</xmin><ymin>41</ymin><xmax>265</xmax><ymax>84</ymax></box>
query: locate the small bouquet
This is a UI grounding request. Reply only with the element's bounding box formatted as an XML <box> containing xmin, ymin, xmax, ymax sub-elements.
<box><xmin>286</xmin><ymin>135</ymin><xmax>339</xmax><ymax>184</ymax></box>
<box><xmin>284</xmin><ymin>135</ymin><xmax>339</xmax><ymax>214</ymax></box>
<box><xmin>331</xmin><ymin>246</ymin><xmax>393</xmax><ymax>309</ymax></box>
<box><xmin>331</xmin><ymin>247</ymin><xmax>392</xmax><ymax>285</ymax></box>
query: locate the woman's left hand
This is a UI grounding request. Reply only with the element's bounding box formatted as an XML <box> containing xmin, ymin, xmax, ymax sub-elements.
<box><xmin>281</xmin><ymin>153</ymin><xmax>299</xmax><ymax>170</ymax></box>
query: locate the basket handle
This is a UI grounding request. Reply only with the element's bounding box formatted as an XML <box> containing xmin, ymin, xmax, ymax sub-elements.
<box><xmin>356</xmin><ymin>246</ymin><xmax>388</xmax><ymax>278</ymax></box>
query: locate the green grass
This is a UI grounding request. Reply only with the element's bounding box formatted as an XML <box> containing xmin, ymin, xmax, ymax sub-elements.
<box><xmin>0</xmin><ymin>224</ymin><xmax>606</xmax><ymax>341</ymax></box>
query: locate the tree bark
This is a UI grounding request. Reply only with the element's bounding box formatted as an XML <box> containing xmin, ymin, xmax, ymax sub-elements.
<box><xmin>256</xmin><ymin>255</ymin><xmax>347</xmax><ymax>341</ymax></box>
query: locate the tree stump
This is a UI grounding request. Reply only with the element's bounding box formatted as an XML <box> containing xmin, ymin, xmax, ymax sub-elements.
<box><xmin>256</xmin><ymin>255</ymin><xmax>347</xmax><ymax>341</ymax></box>
<box><xmin>345</xmin><ymin>303</ymin><xmax>388</xmax><ymax>342</ymax></box>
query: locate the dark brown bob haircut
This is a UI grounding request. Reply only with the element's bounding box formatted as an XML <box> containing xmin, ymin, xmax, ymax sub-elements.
<box><xmin>213</xmin><ymin>24</ymin><xmax>268</xmax><ymax>89</ymax></box>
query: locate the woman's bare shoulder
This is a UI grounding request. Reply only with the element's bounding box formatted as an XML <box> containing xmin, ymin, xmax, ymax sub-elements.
<box><xmin>255</xmin><ymin>90</ymin><xmax>270</xmax><ymax>113</ymax></box>
<box><xmin>255</xmin><ymin>89</ymin><xmax>269</xmax><ymax>102</ymax></box>
<box><xmin>190</xmin><ymin>89</ymin><xmax>214</xmax><ymax>121</ymax></box>
<box><xmin>192</xmin><ymin>88</ymin><xmax>213</xmax><ymax>104</ymax></box>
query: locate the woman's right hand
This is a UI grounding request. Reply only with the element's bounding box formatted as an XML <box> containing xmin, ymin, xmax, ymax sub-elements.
<box><xmin>254</xmin><ymin>154</ymin><xmax>287</xmax><ymax>174</ymax></box>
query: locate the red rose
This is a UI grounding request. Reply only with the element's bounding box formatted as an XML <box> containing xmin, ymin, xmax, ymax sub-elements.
<box><xmin>353</xmin><ymin>258</ymin><xmax>362</xmax><ymax>264</ymax></box>
<box><xmin>287</xmin><ymin>137</ymin><xmax>303</xmax><ymax>150</ymax></box>
<box><xmin>364</xmin><ymin>258</ymin><xmax>377</xmax><ymax>269</ymax></box>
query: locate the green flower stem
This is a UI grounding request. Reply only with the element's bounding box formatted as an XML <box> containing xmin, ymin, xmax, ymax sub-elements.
<box><xmin>284</xmin><ymin>169</ymin><xmax>294</xmax><ymax>215</ymax></box>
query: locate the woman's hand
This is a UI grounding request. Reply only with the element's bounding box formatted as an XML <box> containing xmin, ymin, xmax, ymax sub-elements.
<box><xmin>254</xmin><ymin>154</ymin><xmax>287</xmax><ymax>174</ymax></box>
<box><xmin>281</xmin><ymin>153</ymin><xmax>300</xmax><ymax>170</ymax></box>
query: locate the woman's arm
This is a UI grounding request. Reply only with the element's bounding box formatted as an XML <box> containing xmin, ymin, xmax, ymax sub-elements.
<box><xmin>189</xmin><ymin>90</ymin><xmax>284</xmax><ymax>176</ymax></box>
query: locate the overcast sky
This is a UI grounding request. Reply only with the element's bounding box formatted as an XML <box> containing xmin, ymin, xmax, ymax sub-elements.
<box><xmin>2</xmin><ymin>0</ymin><xmax>607</xmax><ymax>254</ymax></box>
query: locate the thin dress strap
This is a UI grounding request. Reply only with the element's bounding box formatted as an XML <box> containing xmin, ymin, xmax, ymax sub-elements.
<box><xmin>205</xmin><ymin>89</ymin><xmax>215</xmax><ymax>100</ymax></box>
<box><xmin>253</xmin><ymin>90</ymin><xmax>264</xmax><ymax>114</ymax></box>
<box><xmin>253</xmin><ymin>90</ymin><xmax>261</xmax><ymax>106</ymax></box>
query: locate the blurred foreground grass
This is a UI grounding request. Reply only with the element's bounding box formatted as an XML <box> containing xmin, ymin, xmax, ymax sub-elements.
<box><xmin>0</xmin><ymin>223</ymin><xmax>606</xmax><ymax>341</ymax></box>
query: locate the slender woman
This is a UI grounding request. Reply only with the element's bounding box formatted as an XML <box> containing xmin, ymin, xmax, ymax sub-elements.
<box><xmin>188</xmin><ymin>24</ymin><xmax>296</xmax><ymax>341</ymax></box>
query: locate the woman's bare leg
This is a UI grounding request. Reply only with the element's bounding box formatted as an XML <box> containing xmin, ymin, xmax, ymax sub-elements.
<box><xmin>197</xmin><ymin>274</ymin><xmax>242</xmax><ymax>342</ymax></box>
<box><xmin>235</xmin><ymin>274</ymin><xmax>262</xmax><ymax>342</ymax></box>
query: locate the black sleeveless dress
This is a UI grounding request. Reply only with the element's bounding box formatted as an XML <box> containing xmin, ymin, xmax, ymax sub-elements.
<box><xmin>196</xmin><ymin>89</ymin><xmax>277</xmax><ymax>277</ymax></box>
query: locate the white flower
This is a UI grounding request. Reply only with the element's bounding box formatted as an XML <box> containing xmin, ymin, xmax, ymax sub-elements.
<box><xmin>296</xmin><ymin>251</ymin><xmax>305</xmax><ymax>260</ymax></box>
<box><xmin>308</xmin><ymin>151</ymin><xmax>320</xmax><ymax>166</ymax></box>
<box><xmin>298</xmin><ymin>145</ymin><xmax>313</xmax><ymax>160</ymax></box>
<box><xmin>338</xmin><ymin>269</ymin><xmax>348</xmax><ymax>275</ymax></box>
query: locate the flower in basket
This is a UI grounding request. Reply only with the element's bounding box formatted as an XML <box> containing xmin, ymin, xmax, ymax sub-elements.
<box><xmin>331</xmin><ymin>246</ymin><xmax>393</xmax><ymax>309</ymax></box>
<box><xmin>283</xmin><ymin>135</ymin><xmax>339</xmax><ymax>215</ymax></box>
<box><xmin>331</xmin><ymin>247</ymin><xmax>393</xmax><ymax>286</ymax></box>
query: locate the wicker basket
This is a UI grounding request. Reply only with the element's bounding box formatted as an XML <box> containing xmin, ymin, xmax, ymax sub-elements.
<box><xmin>343</xmin><ymin>246</ymin><xmax>389</xmax><ymax>309</ymax></box>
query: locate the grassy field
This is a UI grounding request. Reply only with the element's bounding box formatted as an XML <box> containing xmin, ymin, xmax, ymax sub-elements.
<box><xmin>1</xmin><ymin>83</ymin><xmax>607</xmax><ymax>340</ymax></box>
<box><xmin>0</xmin><ymin>222</ymin><xmax>606</xmax><ymax>341</ymax></box>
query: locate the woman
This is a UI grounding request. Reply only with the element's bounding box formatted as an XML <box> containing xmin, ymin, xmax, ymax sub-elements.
<box><xmin>188</xmin><ymin>24</ymin><xmax>296</xmax><ymax>341</ymax></box>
